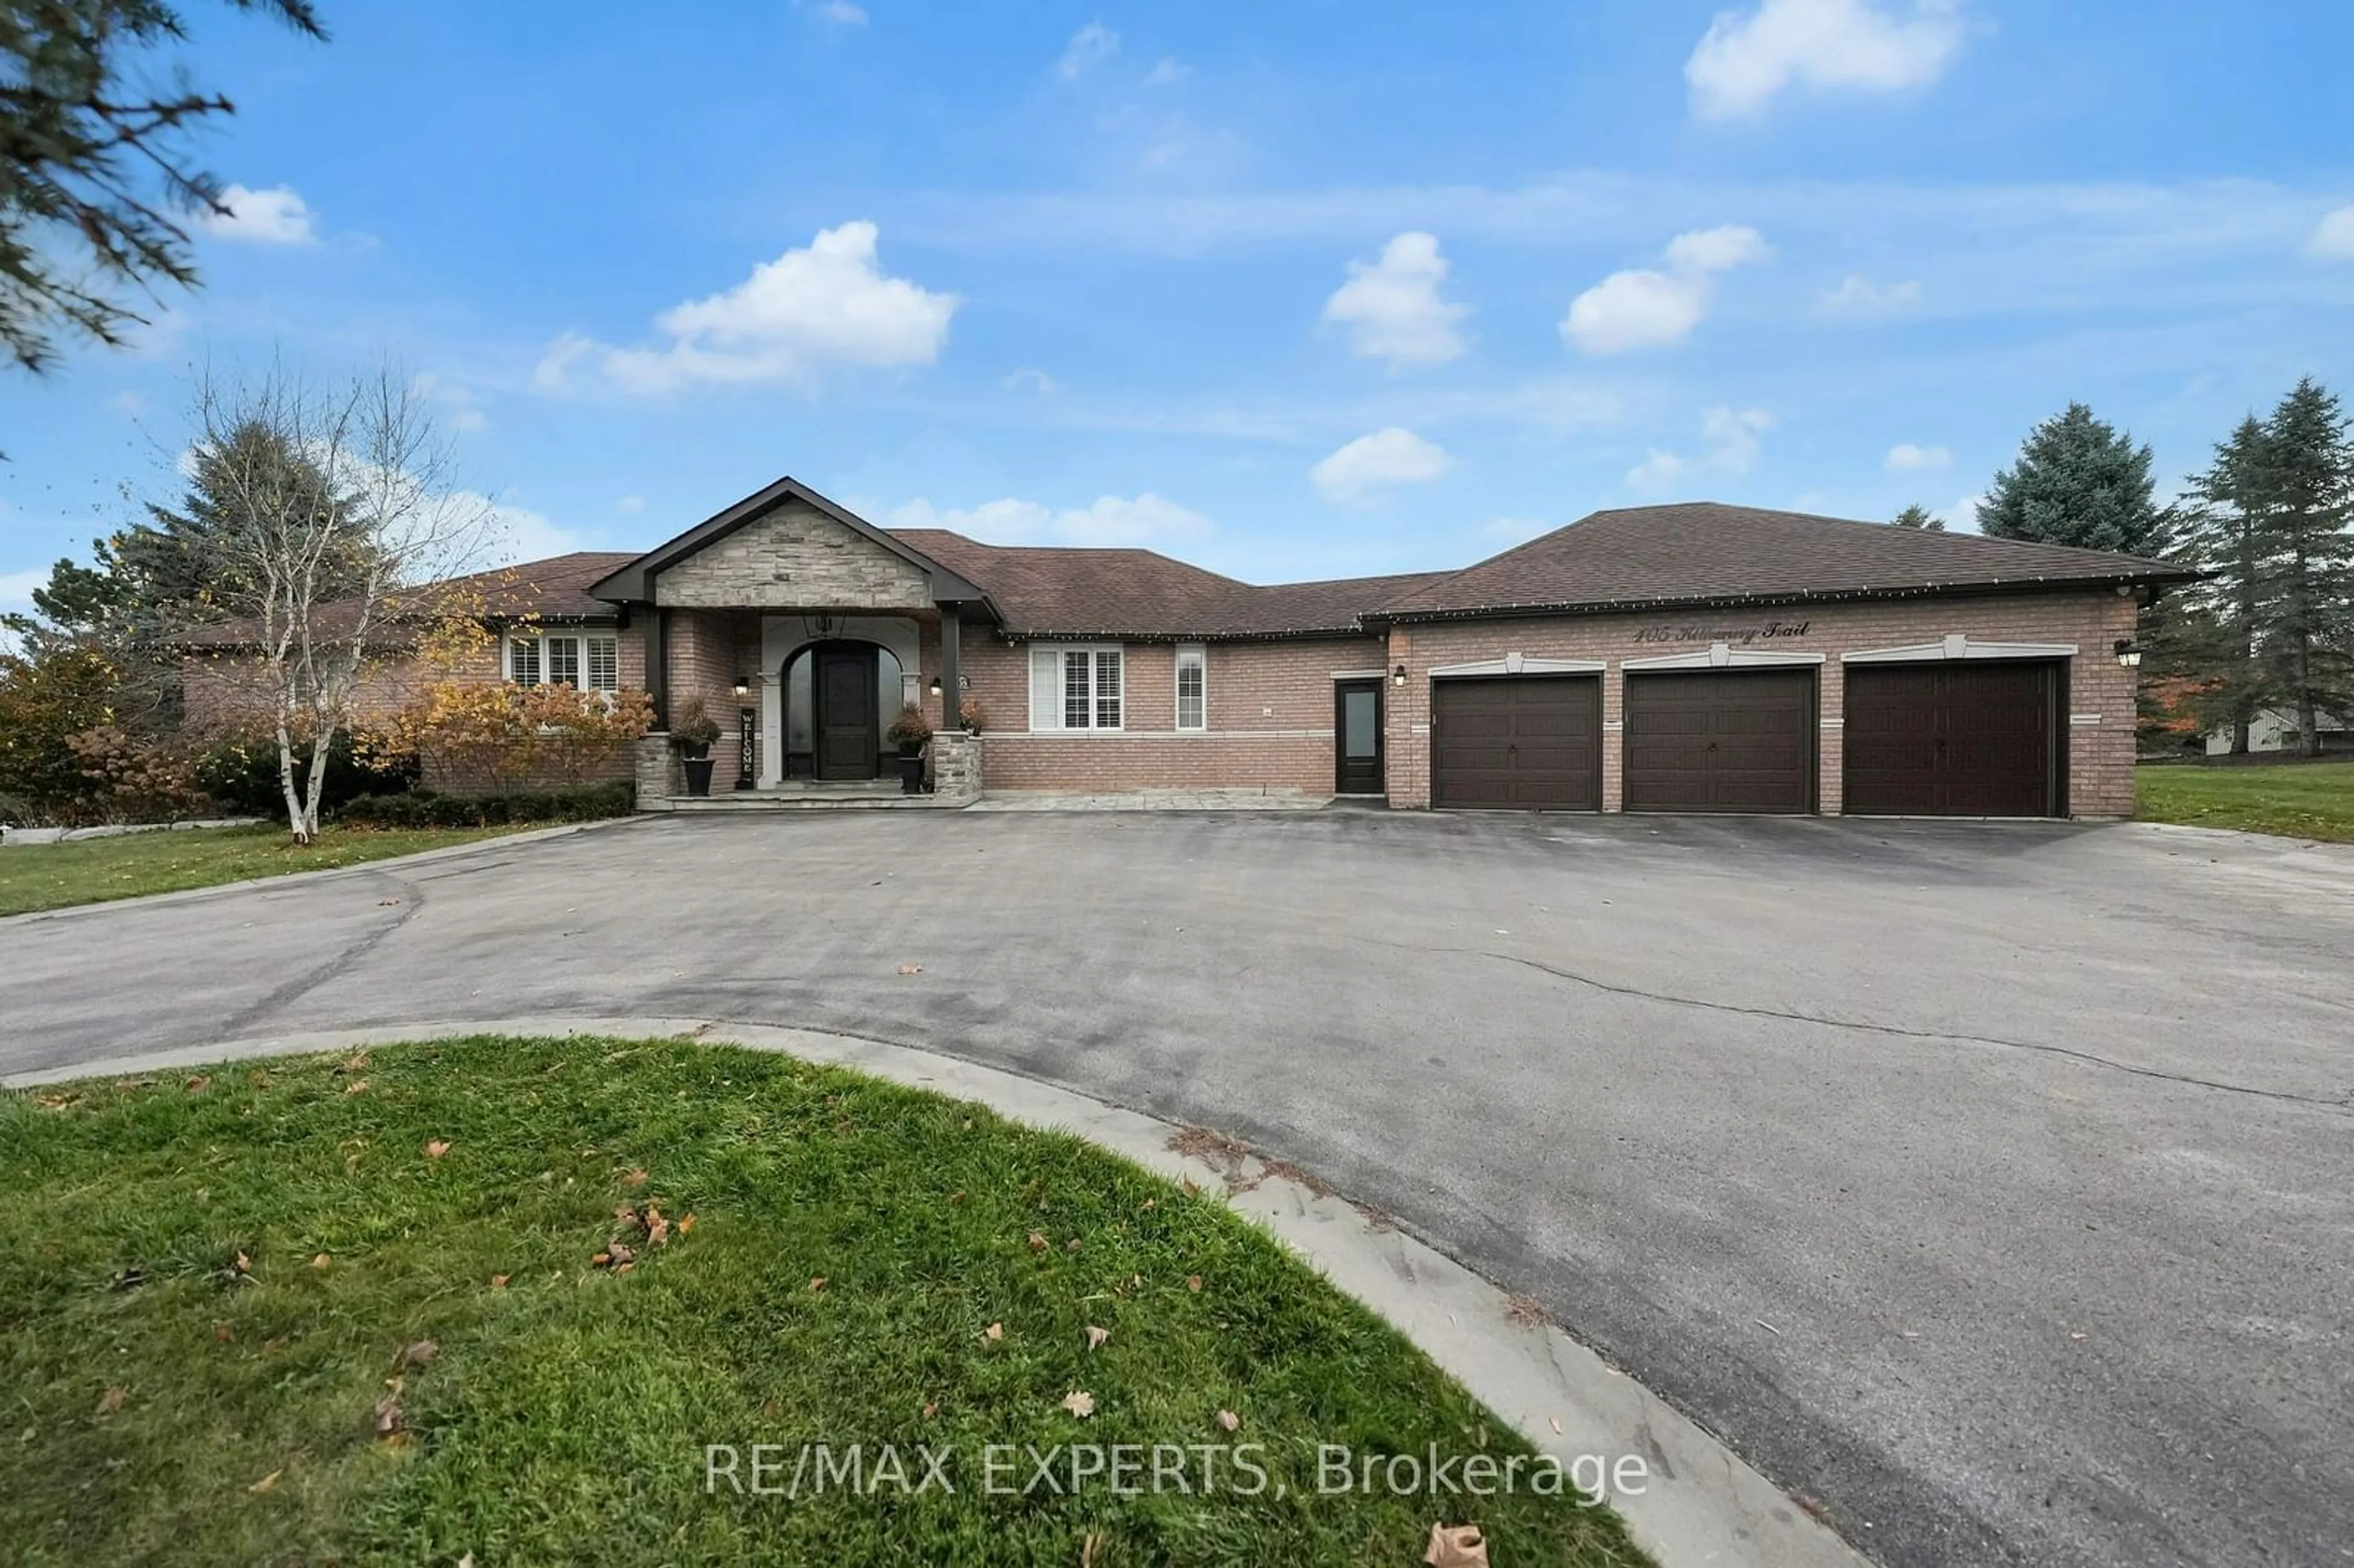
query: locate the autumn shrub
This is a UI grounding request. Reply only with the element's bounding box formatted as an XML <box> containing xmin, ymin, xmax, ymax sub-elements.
<box><xmin>194</xmin><ymin>732</ymin><xmax>418</xmax><ymax>821</ymax></box>
<box><xmin>335</xmin><ymin>782</ymin><xmax>633</xmax><ymax>828</ymax></box>
<box><xmin>63</xmin><ymin>725</ymin><xmax>210</xmax><ymax>825</ymax></box>
<box><xmin>0</xmin><ymin>642</ymin><xmax>124</xmax><ymax>825</ymax></box>
<box><xmin>363</xmin><ymin>681</ymin><xmax>656</xmax><ymax>796</ymax></box>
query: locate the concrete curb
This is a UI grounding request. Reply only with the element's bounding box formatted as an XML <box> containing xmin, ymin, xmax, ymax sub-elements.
<box><xmin>0</xmin><ymin>816</ymin><xmax>650</xmax><ymax>928</ymax></box>
<box><xmin>8</xmin><ymin>1014</ymin><xmax>1873</xmax><ymax>1568</ymax></box>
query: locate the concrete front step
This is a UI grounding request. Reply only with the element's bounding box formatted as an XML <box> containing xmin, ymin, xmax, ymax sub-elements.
<box><xmin>647</xmin><ymin>788</ymin><xmax>966</xmax><ymax>812</ymax></box>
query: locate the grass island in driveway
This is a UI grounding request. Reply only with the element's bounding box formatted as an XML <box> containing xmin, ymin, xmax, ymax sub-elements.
<box><xmin>1</xmin><ymin>1035</ymin><xmax>1647</xmax><ymax>1567</ymax></box>
<box><xmin>2134</xmin><ymin>759</ymin><xmax>2354</xmax><ymax>841</ymax></box>
<box><xmin>0</xmin><ymin>824</ymin><xmax>536</xmax><ymax>917</ymax></box>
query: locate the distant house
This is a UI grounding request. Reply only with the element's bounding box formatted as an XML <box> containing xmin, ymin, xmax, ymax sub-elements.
<box><xmin>2204</xmin><ymin>707</ymin><xmax>2350</xmax><ymax>756</ymax></box>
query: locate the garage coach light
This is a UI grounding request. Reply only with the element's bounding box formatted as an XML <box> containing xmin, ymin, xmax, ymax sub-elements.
<box><xmin>2112</xmin><ymin>639</ymin><xmax>2143</xmax><ymax>669</ymax></box>
<box><xmin>1392</xmin><ymin>664</ymin><xmax>1407</xmax><ymax>687</ymax></box>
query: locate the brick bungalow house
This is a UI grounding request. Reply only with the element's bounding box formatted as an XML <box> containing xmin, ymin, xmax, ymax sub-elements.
<box><xmin>365</xmin><ymin>474</ymin><xmax>2196</xmax><ymax>817</ymax></box>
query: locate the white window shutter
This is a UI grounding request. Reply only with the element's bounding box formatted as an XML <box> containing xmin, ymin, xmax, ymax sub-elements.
<box><xmin>1029</xmin><ymin>646</ymin><xmax>1062</xmax><ymax>731</ymax></box>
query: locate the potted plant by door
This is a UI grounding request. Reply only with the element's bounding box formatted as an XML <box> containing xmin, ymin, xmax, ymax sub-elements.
<box><xmin>958</xmin><ymin>698</ymin><xmax>986</xmax><ymax>736</ymax></box>
<box><xmin>886</xmin><ymin>704</ymin><xmax>932</xmax><ymax>794</ymax></box>
<box><xmin>671</xmin><ymin>698</ymin><xmax>723</xmax><ymax>797</ymax></box>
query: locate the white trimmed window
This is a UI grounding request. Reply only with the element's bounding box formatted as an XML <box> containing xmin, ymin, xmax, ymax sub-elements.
<box><xmin>508</xmin><ymin>630</ymin><xmax>621</xmax><ymax>693</ymax></box>
<box><xmin>1028</xmin><ymin>644</ymin><xmax>1124</xmax><ymax>731</ymax></box>
<box><xmin>1175</xmin><ymin>643</ymin><xmax>1206</xmax><ymax>731</ymax></box>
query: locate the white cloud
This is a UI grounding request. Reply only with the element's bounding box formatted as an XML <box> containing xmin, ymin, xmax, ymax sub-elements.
<box><xmin>1820</xmin><ymin>273</ymin><xmax>1923</xmax><ymax>313</ymax></box>
<box><xmin>1479</xmin><ymin>517</ymin><xmax>1555</xmax><ymax>546</ymax></box>
<box><xmin>797</xmin><ymin>0</ymin><xmax>867</xmax><ymax>23</ymax></box>
<box><xmin>1321</xmin><ymin>231</ymin><xmax>1469</xmax><ymax>368</ymax></box>
<box><xmin>411</xmin><ymin>372</ymin><xmax>488</xmax><ymax>433</ymax></box>
<box><xmin>1562</xmin><ymin>224</ymin><xmax>1768</xmax><ymax>355</ymax></box>
<box><xmin>198</xmin><ymin>183</ymin><xmax>316</xmax><ymax>244</ymax></box>
<box><xmin>887</xmin><ymin>493</ymin><xmax>1210</xmax><ymax>548</ymax></box>
<box><xmin>535</xmin><ymin>221</ymin><xmax>957</xmax><ymax>395</ymax></box>
<box><xmin>1003</xmin><ymin>367</ymin><xmax>1058</xmax><ymax>395</ymax></box>
<box><xmin>1937</xmin><ymin>491</ymin><xmax>1984</xmax><ymax>532</ymax></box>
<box><xmin>485</xmin><ymin>503</ymin><xmax>594</xmax><ymax>565</ymax></box>
<box><xmin>1625</xmin><ymin>406</ymin><xmax>1772</xmax><ymax>490</ymax></box>
<box><xmin>0</xmin><ymin>568</ymin><xmax>47</xmax><ymax>612</ymax></box>
<box><xmin>2306</xmin><ymin>205</ymin><xmax>2354</xmax><ymax>261</ymax></box>
<box><xmin>1143</xmin><ymin>56</ymin><xmax>1189</xmax><ymax>86</ymax></box>
<box><xmin>1058</xmin><ymin>21</ymin><xmax>1118</xmax><ymax>80</ymax></box>
<box><xmin>1685</xmin><ymin>0</ymin><xmax>1968</xmax><ymax>120</ymax></box>
<box><xmin>1311</xmin><ymin>427</ymin><xmax>1451</xmax><ymax>501</ymax></box>
<box><xmin>615</xmin><ymin>495</ymin><xmax>647</xmax><ymax>514</ymax></box>
<box><xmin>1885</xmin><ymin>441</ymin><xmax>1951</xmax><ymax>471</ymax></box>
<box><xmin>109</xmin><ymin>390</ymin><xmax>145</xmax><ymax>417</ymax></box>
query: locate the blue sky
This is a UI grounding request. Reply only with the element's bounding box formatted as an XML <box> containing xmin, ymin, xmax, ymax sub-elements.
<box><xmin>4</xmin><ymin>0</ymin><xmax>2352</xmax><ymax>613</ymax></box>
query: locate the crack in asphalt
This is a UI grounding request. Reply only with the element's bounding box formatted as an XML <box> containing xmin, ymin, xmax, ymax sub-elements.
<box><xmin>1459</xmin><ymin>946</ymin><xmax>2354</xmax><ymax>1114</ymax></box>
<box><xmin>213</xmin><ymin>870</ymin><xmax>428</xmax><ymax>1040</ymax></box>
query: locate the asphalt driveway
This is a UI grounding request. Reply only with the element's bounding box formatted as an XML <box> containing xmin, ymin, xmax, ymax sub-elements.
<box><xmin>4</xmin><ymin>810</ymin><xmax>2349</xmax><ymax>1568</ymax></box>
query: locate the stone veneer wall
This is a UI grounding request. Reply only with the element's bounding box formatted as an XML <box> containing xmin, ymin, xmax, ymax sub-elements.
<box><xmin>930</xmin><ymin>730</ymin><xmax>982</xmax><ymax>802</ymax></box>
<box><xmin>653</xmin><ymin>500</ymin><xmax>932</xmax><ymax>611</ymax></box>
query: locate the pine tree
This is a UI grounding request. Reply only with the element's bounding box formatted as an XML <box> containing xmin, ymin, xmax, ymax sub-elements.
<box><xmin>2252</xmin><ymin>379</ymin><xmax>2354</xmax><ymax>755</ymax></box>
<box><xmin>2169</xmin><ymin>417</ymin><xmax>2273</xmax><ymax>752</ymax></box>
<box><xmin>1890</xmin><ymin>503</ymin><xmax>1945</xmax><ymax>531</ymax></box>
<box><xmin>1978</xmin><ymin>403</ymin><xmax>2168</xmax><ymax>555</ymax></box>
<box><xmin>1</xmin><ymin>2</ymin><xmax>327</xmax><ymax>374</ymax></box>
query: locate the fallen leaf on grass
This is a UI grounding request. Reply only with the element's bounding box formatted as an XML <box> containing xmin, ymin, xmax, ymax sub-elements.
<box><xmin>490</xmin><ymin>1274</ymin><xmax>511</xmax><ymax>1290</ymax></box>
<box><xmin>424</xmin><ymin>1140</ymin><xmax>451</xmax><ymax>1160</ymax></box>
<box><xmin>1423</xmin><ymin>1522</ymin><xmax>1488</xmax><ymax>1566</ymax></box>
<box><xmin>622</xmin><ymin>1169</ymin><xmax>648</xmax><ymax>1189</ymax></box>
<box><xmin>645</xmin><ymin>1206</ymin><xmax>670</xmax><ymax>1247</ymax></box>
<box><xmin>398</xmin><ymin>1340</ymin><xmax>438</xmax><ymax>1368</ymax></box>
<box><xmin>1084</xmin><ymin>1325</ymin><xmax>1110</xmax><ymax>1352</ymax></box>
<box><xmin>923</xmin><ymin>1400</ymin><xmax>940</xmax><ymax>1418</ymax></box>
<box><xmin>677</xmin><ymin>1212</ymin><xmax>696</xmax><ymax>1235</ymax></box>
<box><xmin>1027</xmin><ymin>1231</ymin><xmax>1048</xmax><ymax>1253</ymax></box>
<box><xmin>1187</xmin><ymin>1275</ymin><xmax>1203</xmax><ymax>1293</ymax></box>
<box><xmin>373</xmin><ymin>1397</ymin><xmax>403</xmax><ymax>1436</ymax></box>
<box><xmin>311</xmin><ymin>1254</ymin><xmax>330</xmax><ymax>1270</ymax></box>
<box><xmin>246</xmin><ymin>1469</ymin><xmax>282</xmax><ymax>1494</ymax></box>
<box><xmin>1216</xmin><ymin>1409</ymin><xmax>1240</xmax><ymax>1433</ymax></box>
<box><xmin>1060</xmin><ymin>1390</ymin><xmax>1095</xmax><ymax>1418</ymax></box>
<box><xmin>185</xmin><ymin>1076</ymin><xmax>211</xmax><ymax>1093</ymax></box>
<box><xmin>606</xmin><ymin>1243</ymin><xmax>636</xmax><ymax>1269</ymax></box>
<box><xmin>809</xmin><ymin>1276</ymin><xmax>827</xmax><ymax>1293</ymax></box>
<box><xmin>1064</xmin><ymin>1237</ymin><xmax>1081</xmax><ymax>1252</ymax></box>
<box><xmin>335</xmin><ymin>1053</ymin><xmax>368</xmax><ymax>1075</ymax></box>
<box><xmin>96</xmin><ymin>1388</ymin><xmax>126</xmax><ymax>1416</ymax></box>
<box><xmin>343</xmin><ymin>1080</ymin><xmax>368</xmax><ymax>1097</ymax></box>
<box><xmin>981</xmin><ymin>1322</ymin><xmax>1003</xmax><ymax>1342</ymax></box>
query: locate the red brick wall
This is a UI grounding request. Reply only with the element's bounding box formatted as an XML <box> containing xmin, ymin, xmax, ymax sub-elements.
<box><xmin>963</xmin><ymin>633</ymin><xmax>1387</xmax><ymax>793</ymax></box>
<box><xmin>1385</xmin><ymin>591</ymin><xmax>2140</xmax><ymax>816</ymax></box>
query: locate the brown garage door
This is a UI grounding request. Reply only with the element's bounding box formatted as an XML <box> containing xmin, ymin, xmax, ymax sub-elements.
<box><xmin>1431</xmin><ymin>676</ymin><xmax>1602</xmax><ymax>810</ymax></box>
<box><xmin>1844</xmin><ymin>662</ymin><xmax>2060</xmax><ymax>817</ymax></box>
<box><xmin>1623</xmin><ymin>669</ymin><xmax>1816</xmax><ymax>813</ymax></box>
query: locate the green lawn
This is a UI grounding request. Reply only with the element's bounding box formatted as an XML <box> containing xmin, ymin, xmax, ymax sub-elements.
<box><xmin>2136</xmin><ymin>761</ymin><xmax>2354</xmax><ymax>842</ymax></box>
<box><xmin>0</xmin><ymin>824</ymin><xmax>537</xmax><ymax>917</ymax></box>
<box><xmin>1</xmin><ymin>1037</ymin><xmax>1647</xmax><ymax>1567</ymax></box>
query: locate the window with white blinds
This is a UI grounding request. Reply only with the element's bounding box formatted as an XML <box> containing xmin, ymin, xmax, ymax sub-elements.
<box><xmin>1175</xmin><ymin>644</ymin><xmax>1206</xmax><ymax>731</ymax></box>
<box><xmin>1027</xmin><ymin>644</ymin><xmax>1124</xmax><ymax>731</ymax></box>
<box><xmin>508</xmin><ymin>631</ymin><xmax>621</xmax><ymax>692</ymax></box>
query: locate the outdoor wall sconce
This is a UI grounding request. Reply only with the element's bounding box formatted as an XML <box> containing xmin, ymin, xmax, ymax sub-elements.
<box><xmin>732</xmin><ymin>675</ymin><xmax>752</xmax><ymax>697</ymax></box>
<box><xmin>2112</xmin><ymin>639</ymin><xmax>2143</xmax><ymax>669</ymax></box>
<box><xmin>928</xmin><ymin>676</ymin><xmax>943</xmax><ymax>695</ymax></box>
<box><xmin>1392</xmin><ymin>663</ymin><xmax>1407</xmax><ymax>687</ymax></box>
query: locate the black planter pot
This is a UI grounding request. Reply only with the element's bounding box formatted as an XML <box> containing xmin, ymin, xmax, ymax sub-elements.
<box><xmin>897</xmin><ymin>749</ymin><xmax>926</xmax><ymax>795</ymax></box>
<box><xmin>682</xmin><ymin>756</ymin><xmax>716</xmax><ymax>797</ymax></box>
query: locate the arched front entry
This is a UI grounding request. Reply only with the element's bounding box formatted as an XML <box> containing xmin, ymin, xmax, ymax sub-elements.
<box><xmin>782</xmin><ymin>639</ymin><xmax>905</xmax><ymax>780</ymax></box>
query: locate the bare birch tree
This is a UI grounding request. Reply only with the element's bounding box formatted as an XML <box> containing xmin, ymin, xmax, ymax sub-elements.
<box><xmin>182</xmin><ymin>361</ymin><xmax>495</xmax><ymax>841</ymax></box>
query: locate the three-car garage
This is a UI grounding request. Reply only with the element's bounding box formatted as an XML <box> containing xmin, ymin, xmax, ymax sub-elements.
<box><xmin>1425</xmin><ymin>656</ymin><xmax>2070</xmax><ymax>819</ymax></box>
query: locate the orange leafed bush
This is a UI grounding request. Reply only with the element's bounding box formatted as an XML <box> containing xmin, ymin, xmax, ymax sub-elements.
<box><xmin>359</xmin><ymin>681</ymin><xmax>655</xmax><ymax>795</ymax></box>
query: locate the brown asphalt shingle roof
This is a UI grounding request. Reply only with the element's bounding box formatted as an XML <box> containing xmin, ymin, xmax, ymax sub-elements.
<box><xmin>174</xmin><ymin>551</ymin><xmax>638</xmax><ymax>647</ymax></box>
<box><xmin>890</xmin><ymin>528</ymin><xmax>1441</xmax><ymax>638</ymax></box>
<box><xmin>1377</xmin><ymin>503</ymin><xmax>2195</xmax><ymax>619</ymax></box>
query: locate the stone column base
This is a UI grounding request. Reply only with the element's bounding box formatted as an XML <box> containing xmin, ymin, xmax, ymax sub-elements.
<box><xmin>633</xmin><ymin>733</ymin><xmax>684</xmax><ymax>809</ymax></box>
<box><xmin>931</xmin><ymin>731</ymin><xmax>983</xmax><ymax>802</ymax></box>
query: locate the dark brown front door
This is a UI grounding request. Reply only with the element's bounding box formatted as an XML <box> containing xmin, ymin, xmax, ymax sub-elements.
<box><xmin>1335</xmin><ymin>679</ymin><xmax>1385</xmax><ymax>794</ymax></box>
<box><xmin>1623</xmin><ymin>669</ymin><xmax>1816</xmax><ymax>813</ymax></box>
<box><xmin>813</xmin><ymin>645</ymin><xmax>879</xmax><ymax>780</ymax></box>
<box><xmin>1431</xmin><ymin>676</ymin><xmax>1602</xmax><ymax>810</ymax></box>
<box><xmin>1844</xmin><ymin>661</ymin><xmax>2060</xmax><ymax>816</ymax></box>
